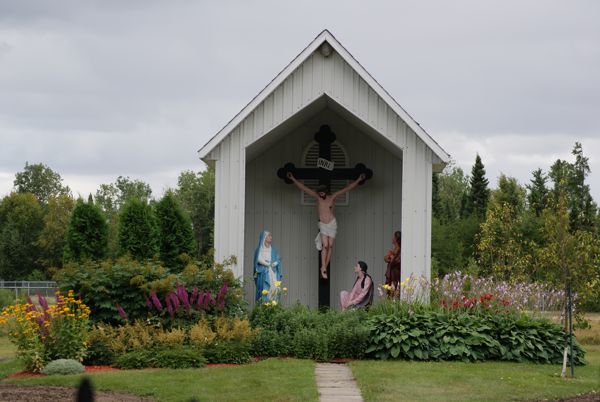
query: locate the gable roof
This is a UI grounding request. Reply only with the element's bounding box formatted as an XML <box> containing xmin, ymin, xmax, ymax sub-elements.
<box><xmin>198</xmin><ymin>30</ymin><xmax>450</xmax><ymax>163</ymax></box>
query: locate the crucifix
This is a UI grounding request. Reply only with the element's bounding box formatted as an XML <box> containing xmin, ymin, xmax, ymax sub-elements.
<box><xmin>277</xmin><ymin>125</ymin><xmax>373</xmax><ymax>308</ymax></box>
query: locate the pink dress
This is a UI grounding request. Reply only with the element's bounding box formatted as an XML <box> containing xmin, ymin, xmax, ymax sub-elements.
<box><xmin>340</xmin><ymin>276</ymin><xmax>372</xmax><ymax>310</ymax></box>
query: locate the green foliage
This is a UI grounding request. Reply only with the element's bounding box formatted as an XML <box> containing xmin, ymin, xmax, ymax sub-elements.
<box><xmin>204</xmin><ymin>340</ymin><xmax>252</xmax><ymax>364</ymax></box>
<box><xmin>491</xmin><ymin>174</ymin><xmax>526</xmax><ymax>214</ymax></box>
<box><xmin>54</xmin><ymin>256</ymin><xmax>245</xmax><ymax>325</ymax></box>
<box><xmin>433</xmin><ymin>163</ymin><xmax>470</xmax><ymax>223</ymax></box>
<box><xmin>0</xmin><ymin>192</ymin><xmax>44</xmax><ymax>279</ymax></box>
<box><xmin>13</xmin><ymin>162</ymin><xmax>70</xmax><ymax>205</ymax></box>
<box><xmin>54</xmin><ymin>257</ymin><xmax>168</xmax><ymax>324</ymax></box>
<box><xmin>365</xmin><ymin>309</ymin><xmax>586</xmax><ymax>364</ymax></box>
<box><xmin>94</xmin><ymin>176</ymin><xmax>152</xmax><ymax>215</ymax></box>
<box><xmin>113</xmin><ymin>346</ymin><xmax>205</xmax><ymax>369</ymax></box>
<box><xmin>175</xmin><ymin>168</ymin><xmax>215</xmax><ymax>257</ymax></box>
<box><xmin>0</xmin><ymin>289</ymin><xmax>15</xmax><ymax>309</ymax></box>
<box><xmin>118</xmin><ymin>198</ymin><xmax>159</xmax><ymax>260</ymax></box>
<box><xmin>527</xmin><ymin>168</ymin><xmax>549</xmax><ymax>217</ymax></box>
<box><xmin>250</xmin><ymin>304</ymin><xmax>369</xmax><ymax>360</ymax></box>
<box><xmin>155</xmin><ymin>192</ymin><xmax>195</xmax><ymax>270</ymax></box>
<box><xmin>63</xmin><ymin>199</ymin><xmax>108</xmax><ymax>262</ymax></box>
<box><xmin>466</xmin><ymin>154</ymin><xmax>490</xmax><ymax>218</ymax></box>
<box><xmin>36</xmin><ymin>194</ymin><xmax>75</xmax><ymax>271</ymax></box>
<box><xmin>41</xmin><ymin>359</ymin><xmax>84</xmax><ymax>375</ymax></box>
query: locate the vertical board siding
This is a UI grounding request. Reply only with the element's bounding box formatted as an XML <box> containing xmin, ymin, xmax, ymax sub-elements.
<box><xmin>213</xmin><ymin>48</ymin><xmax>434</xmax><ymax>305</ymax></box>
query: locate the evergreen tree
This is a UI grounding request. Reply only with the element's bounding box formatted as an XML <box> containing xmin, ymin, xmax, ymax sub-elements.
<box><xmin>466</xmin><ymin>154</ymin><xmax>490</xmax><ymax>218</ymax></box>
<box><xmin>155</xmin><ymin>192</ymin><xmax>195</xmax><ymax>269</ymax></box>
<box><xmin>13</xmin><ymin>162</ymin><xmax>70</xmax><ymax>204</ymax></box>
<box><xmin>526</xmin><ymin>168</ymin><xmax>548</xmax><ymax>217</ymax></box>
<box><xmin>118</xmin><ymin>198</ymin><xmax>159</xmax><ymax>260</ymax></box>
<box><xmin>64</xmin><ymin>199</ymin><xmax>108</xmax><ymax>262</ymax></box>
<box><xmin>0</xmin><ymin>193</ymin><xmax>44</xmax><ymax>279</ymax></box>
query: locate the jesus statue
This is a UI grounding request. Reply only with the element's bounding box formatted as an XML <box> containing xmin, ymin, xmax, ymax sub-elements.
<box><xmin>287</xmin><ymin>172</ymin><xmax>366</xmax><ymax>279</ymax></box>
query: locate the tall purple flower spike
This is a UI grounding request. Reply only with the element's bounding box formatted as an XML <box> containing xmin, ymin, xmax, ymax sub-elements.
<box><xmin>38</xmin><ymin>295</ymin><xmax>49</xmax><ymax>311</ymax></box>
<box><xmin>190</xmin><ymin>287</ymin><xmax>199</xmax><ymax>306</ymax></box>
<box><xmin>144</xmin><ymin>294</ymin><xmax>152</xmax><ymax>310</ymax></box>
<box><xmin>165</xmin><ymin>296</ymin><xmax>174</xmax><ymax>318</ymax></box>
<box><xmin>150</xmin><ymin>289</ymin><xmax>163</xmax><ymax>312</ymax></box>
<box><xmin>116</xmin><ymin>304</ymin><xmax>127</xmax><ymax>320</ymax></box>
<box><xmin>217</xmin><ymin>282</ymin><xmax>228</xmax><ymax>310</ymax></box>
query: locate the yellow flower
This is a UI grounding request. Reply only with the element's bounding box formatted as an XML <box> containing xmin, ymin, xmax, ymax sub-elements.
<box><xmin>283</xmin><ymin>287</ymin><xmax>288</xmax><ymax>292</ymax></box>
<box><xmin>274</xmin><ymin>281</ymin><xmax>281</xmax><ymax>287</ymax></box>
<box><xmin>263</xmin><ymin>301</ymin><xmax>271</xmax><ymax>306</ymax></box>
<box><xmin>271</xmin><ymin>300</ymin><xmax>277</xmax><ymax>306</ymax></box>
<box><xmin>261</xmin><ymin>290</ymin><xmax>269</xmax><ymax>296</ymax></box>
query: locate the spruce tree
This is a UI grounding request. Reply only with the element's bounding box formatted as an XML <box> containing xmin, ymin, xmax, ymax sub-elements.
<box><xmin>526</xmin><ymin>168</ymin><xmax>548</xmax><ymax>217</ymax></box>
<box><xmin>467</xmin><ymin>154</ymin><xmax>490</xmax><ymax>218</ymax></box>
<box><xmin>64</xmin><ymin>199</ymin><xmax>108</xmax><ymax>262</ymax></box>
<box><xmin>155</xmin><ymin>192</ymin><xmax>195</xmax><ymax>269</ymax></box>
<box><xmin>118</xmin><ymin>198</ymin><xmax>159</xmax><ymax>260</ymax></box>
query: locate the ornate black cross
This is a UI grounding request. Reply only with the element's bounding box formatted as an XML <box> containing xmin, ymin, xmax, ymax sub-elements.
<box><xmin>277</xmin><ymin>125</ymin><xmax>373</xmax><ymax>308</ymax></box>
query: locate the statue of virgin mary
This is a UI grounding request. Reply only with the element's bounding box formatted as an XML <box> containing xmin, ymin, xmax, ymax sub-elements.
<box><xmin>253</xmin><ymin>230</ymin><xmax>282</xmax><ymax>302</ymax></box>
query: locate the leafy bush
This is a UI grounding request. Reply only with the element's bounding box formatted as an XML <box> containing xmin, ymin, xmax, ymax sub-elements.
<box><xmin>118</xmin><ymin>198</ymin><xmax>159</xmax><ymax>261</ymax></box>
<box><xmin>54</xmin><ymin>255</ymin><xmax>246</xmax><ymax>325</ymax></box>
<box><xmin>365</xmin><ymin>308</ymin><xmax>586</xmax><ymax>364</ymax></box>
<box><xmin>113</xmin><ymin>348</ymin><xmax>154</xmax><ymax>369</ymax></box>
<box><xmin>64</xmin><ymin>200</ymin><xmax>107</xmax><ymax>262</ymax></box>
<box><xmin>42</xmin><ymin>359</ymin><xmax>85</xmax><ymax>375</ymax></box>
<box><xmin>250</xmin><ymin>304</ymin><xmax>369</xmax><ymax>360</ymax></box>
<box><xmin>114</xmin><ymin>346</ymin><xmax>205</xmax><ymax>369</ymax></box>
<box><xmin>204</xmin><ymin>340</ymin><xmax>252</xmax><ymax>364</ymax></box>
<box><xmin>154</xmin><ymin>346</ymin><xmax>205</xmax><ymax>368</ymax></box>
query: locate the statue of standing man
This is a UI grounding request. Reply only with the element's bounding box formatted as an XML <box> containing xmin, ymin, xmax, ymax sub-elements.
<box><xmin>287</xmin><ymin>172</ymin><xmax>366</xmax><ymax>279</ymax></box>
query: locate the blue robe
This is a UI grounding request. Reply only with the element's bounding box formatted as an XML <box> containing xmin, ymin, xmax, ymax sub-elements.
<box><xmin>254</xmin><ymin>231</ymin><xmax>282</xmax><ymax>302</ymax></box>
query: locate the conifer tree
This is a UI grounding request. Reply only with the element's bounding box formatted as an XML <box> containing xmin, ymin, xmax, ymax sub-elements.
<box><xmin>155</xmin><ymin>192</ymin><xmax>195</xmax><ymax>270</ymax></box>
<box><xmin>118</xmin><ymin>198</ymin><xmax>159</xmax><ymax>260</ymax></box>
<box><xmin>467</xmin><ymin>154</ymin><xmax>490</xmax><ymax>218</ymax></box>
<box><xmin>64</xmin><ymin>199</ymin><xmax>108</xmax><ymax>262</ymax></box>
<box><xmin>526</xmin><ymin>168</ymin><xmax>548</xmax><ymax>217</ymax></box>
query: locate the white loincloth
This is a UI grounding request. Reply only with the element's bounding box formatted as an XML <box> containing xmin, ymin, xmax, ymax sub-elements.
<box><xmin>315</xmin><ymin>218</ymin><xmax>337</xmax><ymax>250</ymax></box>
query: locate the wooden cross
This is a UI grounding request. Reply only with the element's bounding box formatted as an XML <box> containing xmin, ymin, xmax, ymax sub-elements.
<box><xmin>277</xmin><ymin>125</ymin><xmax>373</xmax><ymax>308</ymax></box>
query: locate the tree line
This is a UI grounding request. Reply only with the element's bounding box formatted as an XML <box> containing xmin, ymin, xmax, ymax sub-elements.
<box><xmin>0</xmin><ymin>162</ymin><xmax>214</xmax><ymax>280</ymax></box>
<box><xmin>432</xmin><ymin>142</ymin><xmax>600</xmax><ymax>311</ymax></box>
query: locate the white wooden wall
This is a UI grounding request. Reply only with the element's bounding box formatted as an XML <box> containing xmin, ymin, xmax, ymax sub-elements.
<box><xmin>207</xmin><ymin>48</ymin><xmax>435</xmax><ymax>307</ymax></box>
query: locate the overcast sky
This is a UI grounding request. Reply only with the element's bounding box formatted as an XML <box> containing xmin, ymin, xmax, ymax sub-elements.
<box><xmin>1</xmin><ymin>1</ymin><xmax>599</xmax><ymax>202</ymax></box>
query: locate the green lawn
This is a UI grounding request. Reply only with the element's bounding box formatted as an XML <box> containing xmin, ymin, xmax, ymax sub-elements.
<box><xmin>6</xmin><ymin>358</ymin><xmax>318</xmax><ymax>402</ymax></box>
<box><xmin>0</xmin><ymin>336</ymin><xmax>15</xmax><ymax>359</ymax></box>
<box><xmin>350</xmin><ymin>345</ymin><xmax>600</xmax><ymax>402</ymax></box>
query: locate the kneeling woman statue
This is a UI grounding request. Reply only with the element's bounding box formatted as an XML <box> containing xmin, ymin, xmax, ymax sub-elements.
<box><xmin>253</xmin><ymin>230</ymin><xmax>282</xmax><ymax>303</ymax></box>
<box><xmin>340</xmin><ymin>261</ymin><xmax>373</xmax><ymax>310</ymax></box>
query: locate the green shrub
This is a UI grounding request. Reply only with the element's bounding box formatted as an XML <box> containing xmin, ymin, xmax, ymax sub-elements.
<box><xmin>365</xmin><ymin>309</ymin><xmax>586</xmax><ymax>364</ymax></box>
<box><xmin>54</xmin><ymin>256</ymin><xmax>245</xmax><ymax>325</ymax></box>
<box><xmin>292</xmin><ymin>328</ymin><xmax>329</xmax><ymax>361</ymax></box>
<box><xmin>154</xmin><ymin>346</ymin><xmax>205</xmax><ymax>368</ymax></box>
<box><xmin>42</xmin><ymin>359</ymin><xmax>85</xmax><ymax>375</ymax></box>
<box><xmin>64</xmin><ymin>199</ymin><xmax>107</xmax><ymax>262</ymax></box>
<box><xmin>118</xmin><ymin>198</ymin><xmax>159</xmax><ymax>261</ymax></box>
<box><xmin>204</xmin><ymin>340</ymin><xmax>252</xmax><ymax>364</ymax></box>
<box><xmin>113</xmin><ymin>348</ymin><xmax>154</xmax><ymax>369</ymax></box>
<box><xmin>250</xmin><ymin>329</ymin><xmax>288</xmax><ymax>357</ymax></box>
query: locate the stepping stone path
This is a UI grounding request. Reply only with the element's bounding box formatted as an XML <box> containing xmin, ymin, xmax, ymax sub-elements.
<box><xmin>315</xmin><ymin>363</ymin><xmax>364</xmax><ymax>402</ymax></box>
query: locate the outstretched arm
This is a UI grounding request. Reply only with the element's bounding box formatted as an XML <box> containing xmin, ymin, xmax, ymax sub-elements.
<box><xmin>287</xmin><ymin>172</ymin><xmax>318</xmax><ymax>198</ymax></box>
<box><xmin>333</xmin><ymin>173</ymin><xmax>366</xmax><ymax>199</ymax></box>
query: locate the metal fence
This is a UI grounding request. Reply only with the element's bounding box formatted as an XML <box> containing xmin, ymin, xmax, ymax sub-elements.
<box><xmin>0</xmin><ymin>281</ymin><xmax>58</xmax><ymax>300</ymax></box>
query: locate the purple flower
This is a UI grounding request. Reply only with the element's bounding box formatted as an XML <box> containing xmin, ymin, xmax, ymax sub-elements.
<box><xmin>196</xmin><ymin>290</ymin><xmax>205</xmax><ymax>310</ymax></box>
<box><xmin>177</xmin><ymin>284</ymin><xmax>190</xmax><ymax>311</ymax></box>
<box><xmin>38</xmin><ymin>295</ymin><xmax>49</xmax><ymax>311</ymax></box>
<box><xmin>217</xmin><ymin>282</ymin><xmax>228</xmax><ymax>310</ymax></box>
<box><xmin>116</xmin><ymin>304</ymin><xmax>127</xmax><ymax>320</ymax></box>
<box><xmin>168</xmin><ymin>291</ymin><xmax>180</xmax><ymax>311</ymax></box>
<box><xmin>203</xmin><ymin>290</ymin><xmax>212</xmax><ymax>309</ymax></box>
<box><xmin>190</xmin><ymin>287</ymin><xmax>199</xmax><ymax>306</ymax></box>
<box><xmin>150</xmin><ymin>290</ymin><xmax>163</xmax><ymax>312</ymax></box>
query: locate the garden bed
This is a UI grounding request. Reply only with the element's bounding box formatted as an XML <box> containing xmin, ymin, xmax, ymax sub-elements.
<box><xmin>0</xmin><ymin>384</ymin><xmax>151</xmax><ymax>402</ymax></box>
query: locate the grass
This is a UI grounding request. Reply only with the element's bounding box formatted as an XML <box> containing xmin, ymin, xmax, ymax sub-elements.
<box><xmin>576</xmin><ymin>313</ymin><xmax>600</xmax><ymax>345</ymax></box>
<box><xmin>350</xmin><ymin>345</ymin><xmax>600</xmax><ymax>402</ymax></box>
<box><xmin>6</xmin><ymin>358</ymin><xmax>318</xmax><ymax>402</ymax></box>
<box><xmin>0</xmin><ymin>335</ymin><xmax>16</xmax><ymax>359</ymax></box>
